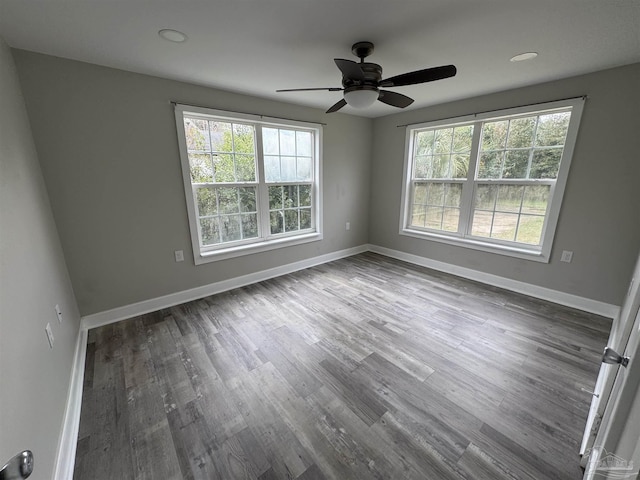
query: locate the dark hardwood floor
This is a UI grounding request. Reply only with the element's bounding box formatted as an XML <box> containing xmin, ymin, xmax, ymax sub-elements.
<box><xmin>73</xmin><ymin>252</ymin><xmax>611</xmax><ymax>480</ymax></box>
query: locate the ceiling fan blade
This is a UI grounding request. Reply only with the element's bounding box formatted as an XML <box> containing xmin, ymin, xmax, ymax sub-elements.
<box><xmin>379</xmin><ymin>65</ymin><xmax>457</xmax><ymax>88</ymax></box>
<box><xmin>334</xmin><ymin>59</ymin><xmax>365</xmax><ymax>81</ymax></box>
<box><xmin>378</xmin><ymin>90</ymin><xmax>414</xmax><ymax>108</ymax></box>
<box><xmin>326</xmin><ymin>98</ymin><xmax>347</xmax><ymax>113</ymax></box>
<box><xmin>276</xmin><ymin>87</ymin><xmax>343</xmax><ymax>92</ymax></box>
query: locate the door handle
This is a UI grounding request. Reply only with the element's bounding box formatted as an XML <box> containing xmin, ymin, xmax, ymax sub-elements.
<box><xmin>602</xmin><ymin>347</ymin><xmax>630</xmax><ymax>368</ymax></box>
<box><xmin>0</xmin><ymin>450</ymin><xmax>33</xmax><ymax>479</ymax></box>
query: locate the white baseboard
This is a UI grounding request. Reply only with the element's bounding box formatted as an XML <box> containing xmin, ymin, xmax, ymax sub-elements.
<box><xmin>368</xmin><ymin>244</ymin><xmax>620</xmax><ymax>319</ymax></box>
<box><xmin>81</xmin><ymin>244</ymin><xmax>369</xmax><ymax>330</ymax></box>
<box><xmin>53</xmin><ymin>328</ymin><xmax>88</xmax><ymax>480</ymax></box>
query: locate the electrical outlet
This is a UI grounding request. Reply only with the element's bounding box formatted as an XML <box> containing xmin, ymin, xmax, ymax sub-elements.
<box><xmin>561</xmin><ymin>250</ymin><xmax>573</xmax><ymax>263</ymax></box>
<box><xmin>174</xmin><ymin>250</ymin><xmax>184</xmax><ymax>262</ymax></box>
<box><xmin>346</xmin><ymin>222</ymin><xmax>351</xmax><ymax>231</ymax></box>
<box><xmin>45</xmin><ymin>323</ymin><xmax>54</xmax><ymax>348</ymax></box>
<box><xmin>55</xmin><ymin>304</ymin><xmax>63</xmax><ymax>323</ymax></box>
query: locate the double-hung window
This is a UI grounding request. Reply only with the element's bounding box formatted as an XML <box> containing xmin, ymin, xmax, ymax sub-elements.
<box><xmin>174</xmin><ymin>105</ymin><xmax>322</xmax><ymax>264</ymax></box>
<box><xmin>401</xmin><ymin>98</ymin><xmax>584</xmax><ymax>262</ymax></box>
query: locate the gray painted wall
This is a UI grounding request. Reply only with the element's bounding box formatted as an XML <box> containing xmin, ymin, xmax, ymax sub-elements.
<box><xmin>370</xmin><ymin>63</ymin><xmax>640</xmax><ymax>306</ymax></box>
<box><xmin>13</xmin><ymin>50</ymin><xmax>373</xmax><ymax>316</ymax></box>
<box><xmin>0</xmin><ymin>39</ymin><xmax>81</xmax><ymax>478</ymax></box>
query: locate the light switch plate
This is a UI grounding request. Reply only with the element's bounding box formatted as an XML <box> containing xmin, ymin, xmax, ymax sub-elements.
<box><xmin>55</xmin><ymin>304</ymin><xmax>63</xmax><ymax>323</ymax></box>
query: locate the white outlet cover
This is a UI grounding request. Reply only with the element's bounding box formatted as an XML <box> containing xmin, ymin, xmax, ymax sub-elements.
<box><xmin>175</xmin><ymin>250</ymin><xmax>184</xmax><ymax>262</ymax></box>
<box><xmin>561</xmin><ymin>250</ymin><xmax>573</xmax><ymax>263</ymax></box>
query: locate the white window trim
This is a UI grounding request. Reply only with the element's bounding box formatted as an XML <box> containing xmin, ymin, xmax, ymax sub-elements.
<box><xmin>174</xmin><ymin>105</ymin><xmax>323</xmax><ymax>264</ymax></box>
<box><xmin>399</xmin><ymin>98</ymin><xmax>585</xmax><ymax>263</ymax></box>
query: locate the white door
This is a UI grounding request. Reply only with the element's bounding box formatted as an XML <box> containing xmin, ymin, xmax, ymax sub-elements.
<box><xmin>580</xmin><ymin>252</ymin><xmax>640</xmax><ymax>470</ymax></box>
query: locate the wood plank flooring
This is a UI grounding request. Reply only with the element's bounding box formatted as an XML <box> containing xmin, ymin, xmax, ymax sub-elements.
<box><xmin>73</xmin><ymin>252</ymin><xmax>611</xmax><ymax>480</ymax></box>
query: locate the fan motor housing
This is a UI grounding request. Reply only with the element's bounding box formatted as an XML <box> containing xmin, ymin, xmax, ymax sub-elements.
<box><xmin>342</xmin><ymin>62</ymin><xmax>382</xmax><ymax>89</ymax></box>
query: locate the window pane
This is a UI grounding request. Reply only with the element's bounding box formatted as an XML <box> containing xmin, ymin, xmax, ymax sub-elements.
<box><xmin>425</xmin><ymin>206</ymin><xmax>443</xmax><ymax>229</ymax></box>
<box><xmin>411</xmin><ymin>204</ymin><xmax>426</xmax><ymax>227</ymax></box>
<box><xmin>296</xmin><ymin>131</ymin><xmax>312</xmax><ymax>156</ymax></box>
<box><xmin>220</xmin><ymin>215</ymin><xmax>241</xmax><ymax>242</ymax></box>
<box><xmin>442</xmin><ymin>208</ymin><xmax>460</xmax><ymax>232</ymax></box>
<box><xmin>263</xmin><ymin>128</ymin><xmax>279</xmax><ymax>154</ymax></box>
<box><xmin>444</xmin><ymin>183</ymin><xmax>462</xmax><ymax>207</ymax></box>
<box><xmin>235</xmin><ymin>154</ymin><xmax>256</xmax><ymax>182</ymax></box>
<box><xmin>184</xmin><ymin>118</ymin><xmax>210</xmax><ymax>151</ymax></box>
<box><xmin>269</xmin><ymin>186</ymin><xmax>283</xmax><ymax>209</ymax></box>
<box><xmin>452</xmin><ymin>125</ymin><xmax>473</xmax><ymax>152</ymax></box>
<box><xmin>413</xmin><ymin>183</ymin><xmax>428</xmax><ymax>205</ymax></box>
<box><xmin>474</xmin><ymin>185</ymin><xmax>497</xmax><ymax>210</ymax></box>
<box><xmin>471</xmin><ymin>211</ymin><xmax>493</xmax><ymax>237</ymax></box>
<box><xmin>233</xmin><ymin>124</ymin><xmax>255</xmax><ymax>154</ymax></box>
<box><xmin>536</xmin><ymin>112</ymin><xmax>570</xmax><ymax>146</ymax></box>
<box><xmin>432</xmin><ymin>154</ymin><xmax>450</xmax><ymax>178</ymax></box>
<box><xmin>502</xmin><ymin>150</ymin><xmax>530</xmax><ymax>178</ymax></box>
<box><xmin>478</xmin><ymin>152</ymin><xmax>503</xmax><ymax>179</ymax></box>
<box><xmin>189</xmin><ymin>154</ymin><xmax>213</xmax><ymax>183</ymax></box>
<box><xmin>283</xmin><ymin>185</ymin><xmax>298</xmax><ymax>208</ymax></box>
<box><xmin>200</xmin><ymin>218</ymin><xmax>220</xmax><ymax>245</ymax></box>
<box><xmin>264</xmin><ymin>155</ymin><xmax>281</xmax><ymax>182</ymax></box>
<box><xmin>213</xmin><ymin>154</ymin><xmax>235</xmax><ymax>182</ymax></box>
<box><xmin>415</xmin><ymin>130</ymin><xmax>435</xmax><ymax>155</ymax></box>
<box><xmin>197</xmin><ymin>187</ymin><xmax>217</xmax><ymax>216</ymax></box>
<box><xmin>434</xmin><ymin>128</ymin><xmax>454</xmax><ymax>154</ymax></box>
<box><xmin>281</xmin><ymin>156</ymin><xmax>296</xmax><ymax>181</ymax></box>
<box><xmin>241</xmin><ymin>214</ymin><xmax>259</xmax><ymax>239</ymax></box>
<box><xmin>297</xmin><ymin>157</ymin><xmax>312</xmax><ymax>181</ymax></box>
<box><xmin>280</xmin><ymin>130</ymin><xmax>296</xmax><ymax>155</ymax></box>
<box><xmin>516</xmin><ymin>215</ymin><xmax>544</xmax><ymax>245</ymax></box>
<box><xmin>451</xmin><ymin>154</ymin><xmax>469</xmax><ymax>178</ymax></box>
<box><xmin>270</xmin><ymin>211</ymin><xmax>283</xmax><ymax>234</ymax></box>
<box><xmin>522</xmin><ymin>185</ymin><xmax>549</xmax><ymax>215</ymax></box>
<box><xmin>300</xmin><ymin>208</ymin><xmax>312</xmax><ymax>229</ymax></box>
<box><xmin>491</xmin><ymin>212</ymin><xmax>518</xmax><ymax>241</ymax></box>
<box><xmin>481</xmin><ymin>121</ymin><xmax>508</xmax><ymax>151</ymax></box>
<box><xmin>530</xmin><ymin>148</ymin><xmax>562</xmax><ymax>179</ymax></box>
<box><xmin>506</xmin><ymin>117</ymin><xmax>535</xmax><ymax>149</ymax></box>
<box><xmin>238</xmin><ymin>187</ymin><xmax>257</xmax><ymax>213</ymax></box>
<box><xmin>299</xmin><ymin>185</ymin><xmax>311</xmax><ymax>206</ymax></box>
<box><xmin>217</xmin><ymin>187</ymin><xmax>239</xmax><ymax>214</ymax></box>
<box><xmin>414</xmin><ymin>155</ymin><xmax>431</xmax><ymax>179</ymax></box>
<box><xmin>210</xmin><ymin>122</ymin><xmax>232</xmax><ymax>152</ymax></box>
<box><xmin>496</xmin><ymin>185</ymin><xmax>524</xmax><ymax>213</ymax></box>
<box><xmin>427</xmin><ymin>183</ymin><xmax>444</xmax><ymax>206</ymax></box>
<box><xmin>285</xmin><ymin>210</ymin><xmax>299</xmax><ymax>232</ymax></box>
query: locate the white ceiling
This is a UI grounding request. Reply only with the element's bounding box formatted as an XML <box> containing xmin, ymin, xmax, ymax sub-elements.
<box><xmin>1</xmin><ymin>0</ymin><xmax>639</xmax><ymax>118</ymax></box>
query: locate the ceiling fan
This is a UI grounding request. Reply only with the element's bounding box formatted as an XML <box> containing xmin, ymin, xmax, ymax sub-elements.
<box><xmin>276</xmin><ymin>41</ymin><xmax>457</xmax><ymax>113</ymax></box>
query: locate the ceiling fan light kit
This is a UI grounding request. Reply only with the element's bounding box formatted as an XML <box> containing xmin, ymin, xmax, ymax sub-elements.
<box><xmin>276</xmin><ymin>41</ymin><xmax>457</xmax><ymax>113</ymax></box>
<box><xmin>344</xmin><ymin>87</ymin><xmax>379</xmax><ymax>108</ymax></box>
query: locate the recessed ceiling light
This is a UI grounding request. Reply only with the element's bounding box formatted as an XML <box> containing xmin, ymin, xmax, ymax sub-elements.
<box><xmin>510</xmin><ymin>52</ymin><xmax>538</xmax><ymax>62</ymax></box>
<box><xmin>158</xmin><ymin>29</ymin><xmax>187</xmax><ymax>43</ymax></box>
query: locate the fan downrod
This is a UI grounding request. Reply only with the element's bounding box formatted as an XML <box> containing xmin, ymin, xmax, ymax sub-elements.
<box><xmin>352</xmin><ymin>41</ymin><xmax>374</xmax><ymax>62</ymax></box>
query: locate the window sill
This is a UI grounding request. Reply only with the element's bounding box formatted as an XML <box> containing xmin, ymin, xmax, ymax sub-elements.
<box><xmin>399</xmin><ymin>228</ymin><xmax>550</xmax><ymax>263</ymax></box>
<box><xmin>195</xmin><ymin>231</ymin><xmax>323</xmax><ymax>264</ymax></box>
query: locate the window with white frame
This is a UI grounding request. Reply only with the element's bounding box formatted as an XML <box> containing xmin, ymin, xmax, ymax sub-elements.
<box><xmin>400</xmin><ymin>98</ymin><xmax>584</xmax><ymax>262</ymax></box>
<box><xmin>174</xmin><ymin>105</ymin><xmax>322</xmax><ymax>263</ymax></box>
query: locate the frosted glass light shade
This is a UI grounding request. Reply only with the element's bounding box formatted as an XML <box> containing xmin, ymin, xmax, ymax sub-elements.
<box><xmin>344</xmin><ymin>89</ymin><xmax>378</xmax><ymax>108</ymax></box>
